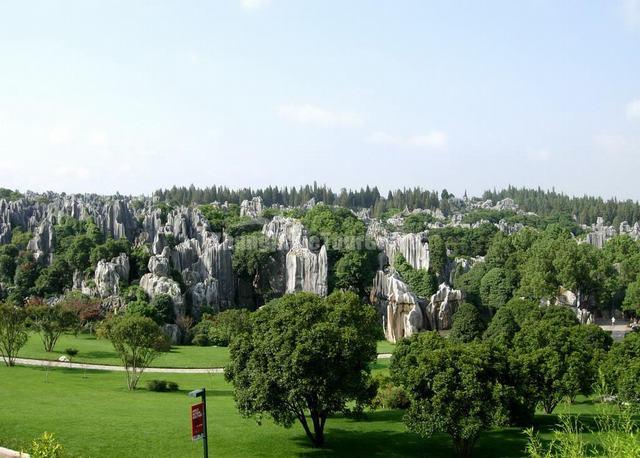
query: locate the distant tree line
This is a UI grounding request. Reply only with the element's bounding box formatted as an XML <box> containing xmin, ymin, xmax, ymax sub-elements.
<box><xmin>155</xmin><ymin>184</ymin><xmax>640</xmax><ymax>225</ymax></box>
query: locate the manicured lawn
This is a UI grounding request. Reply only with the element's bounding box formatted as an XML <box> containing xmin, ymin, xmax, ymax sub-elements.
<box><xmin>376</xmin><ymin>340</ymin><xmax>396</xmax><ymax>354</ymax></box>
<box><xmin>19</xmin><ymin>333</ymin><xmax>230</xmax><ymax>368</ymax></box>
<box><xmin>0</xmin><ymin>365</ymin><xmax>607</xmax><ymax>458</ymax></box>
<box><xmin>20</xmin><ymin>335</ymin><xmax>394</xmax><ymax>369</ymax></box>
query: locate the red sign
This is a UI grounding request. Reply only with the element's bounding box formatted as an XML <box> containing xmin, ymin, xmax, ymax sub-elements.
<box><xmin>191</xmin><ymin>403</ymin><xmax>204</xmax><ymax>441</ymax></box>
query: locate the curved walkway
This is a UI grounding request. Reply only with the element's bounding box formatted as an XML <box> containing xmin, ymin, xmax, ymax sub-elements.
<box><xmin>12</xmin><ymin>353</ymin><xmax>392</xmax><ymax>373</ymax></box>
<box><xmin>12</xmin><ymin>358</ymin><xmax>224</xmax><ymax>374</ymax></box>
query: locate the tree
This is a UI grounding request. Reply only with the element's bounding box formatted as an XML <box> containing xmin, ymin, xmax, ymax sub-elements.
<box><xmin>394</xmin><ymin>254</ymin><xmax>438</xmax><ymax>298</ymax></box>
<box><xmin>103</xmin><ymin>315</ymin><xmax>167</xmax><ymax>390</ymax></box>
<box><xmin>602</xmin><ymin>332</ymin><xmax>640</xmax><ymax>404</ymax></box>
<box><xmin>479</xmin><ymin>267</ymin><xmax>514</xmax><ymax>311</ymax></box>
<box><xmin>225</xmin><ymin>291</ymin><xmax>379</xmax><ymax>447</ymax></box>
<box><xmin>0</xmin><ymin>301</ymin><xmax>28</xmax><ymax>366</ymax></box>
<box><xmin>428</xmin><ymin>234</ymin><xmax>447</xmax><ymax>279</ymax></box>
<box><xmin>391</xmin><ymin>332</ymin><xmax>510</xmax><ymax>458</ymax></box>
<box><xmin>511</xmin><ymin>309</ymin><xmax>609</xmax><ymax>413</ymax></box>
<box><xmin>623</xmin><ymin>274</ymin><xmax>640</xmax><ymax>315</ymax></box>
<box><xmin>27</xmin><ymin>301</ymin><xmax>80</xmax><ymax>352</ymax></box>
<box><xmin>334</xmin><ymin>250</ymin><xmax>377</xmax><ymax>295</ymax></box>
<box><xmin>449</xmin><ymin>302</ymin><xmax>485</xmax><ymax>343</ymax></box>
<box><xmin>484</xmin><ymin>306</ymin><xmax>519</xmax><ymax>347</ymax></box>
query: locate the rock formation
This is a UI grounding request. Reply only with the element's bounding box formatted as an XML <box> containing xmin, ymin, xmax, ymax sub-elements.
<box><xmin>370</xmin><ymin>270</ymin><xmax>425</xmax><ymax>343</ymax></box>
<box><xmin>240</xmin><ymin>196</ymin><xmax>264</xmax><ymax>218</ymax></box>
<box><xmin>426</xmin><ymin>283</ymin><xmax>464</xmax><ymax>330</ymax></box>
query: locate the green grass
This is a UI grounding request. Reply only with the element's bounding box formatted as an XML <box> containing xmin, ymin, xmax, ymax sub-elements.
<box><xmin>19</xmin><ymin>335</ymin><xmax>394</xmax><ymax>369</ymax></box>
<box><xmin>19</xmin><ymin>333</ymin><xmax>230</xmax><ymax>368</ymax></box>
<box><xmin>376</xmin><ymin>340</ymin><xmax>396</xmax><ymax>354</ymax></box>
<box><xmin>0</xmin><ymin>365</ymin><xmax>609</xmax><ymax>458</ymax></box>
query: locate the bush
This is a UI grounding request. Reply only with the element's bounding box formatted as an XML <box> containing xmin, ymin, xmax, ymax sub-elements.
<box><xmin>371</xmin><ymin>374</ymin><xmax>411</xmax><ymax>410</ymax></box>
<box><xmin>146</xmin><ymin>379</ymin><xmax>179</xmax><ymax>392</ymax></box>
<box><xmin>190</xmin><ymin>309</ymin><xmax>251</xmax><ymax>347</ymax></box>
<box><xmin>31</xmin><ymin>432</ymin><xmax>64</xmax><ymax>458</ymax></box>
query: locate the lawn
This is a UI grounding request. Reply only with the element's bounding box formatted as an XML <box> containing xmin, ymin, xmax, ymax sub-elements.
<box><xmin>18</xmin><ymin>334</ymin><xmax>394</xmax><ymax>369</ymax></box>
<box><xmin>0</xmin><ymin>364</ymin><xmax>607</xmax><ymax>458</ymax></box>
<box><xmin>19</xmin><ymin>333</ymin><xmax>230</xmax><ymax>368</ymax></box>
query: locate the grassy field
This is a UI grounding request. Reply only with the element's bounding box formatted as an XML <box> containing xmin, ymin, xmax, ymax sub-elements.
<box><xmin>18</xmin><ymin>333</ymin><xmax>394</xmax><ymax>369</ymax></box>
<box><xmin>19</xmin><ymin>333</ymin><xmax>230</xmax><ymax>368</ymax></box>
<box><xmin>0</xmin><ymin>364</ymin><xmax>607</xmax><ymax>458</ymax></box>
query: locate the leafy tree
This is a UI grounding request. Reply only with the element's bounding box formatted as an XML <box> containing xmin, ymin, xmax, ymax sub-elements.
<box><xmin>103</xmin><ymin>315</ymin><xmax>168</xmax><ymax>390</ymax></box>
<box><xmin>512</xmin><ymin>310</ymin><xmax>609</xmax><ymax>413</ymax></box>
<box><xmin>391</xmin><ymin>333</ymin><xmax>510</xmax><ymax>458</ymax></box>
<box><xmin>401</xmin><ymin>213</ymin><xmax>433</xmax><ymax>233</ymax></box>
<box><xmin>150</xmin><ymin>294</ymin><xmax>176</xmax><ymax>324</ymax></box>
<box><xmin>191</xmin><ymin>309</ymin><xmax>251</xmax><ymax>347</ymax></box>
<box><xmin>57</xmin><ymin>292</ymin><xmax>102</xmax><ymax>333</ymax></box>
<box><xmin>0</xmin><ymin>301</ymin><xmax>28</xmax><ymax>366</ymax></box>
<box><xmin>394</xmin><ymin>254</ymin><xmax>438</xmax><ymax>298</ymax></box>
<box><xmin>428</xmin><ymin>234</ymin><xmax>447</xmax><ymax>278</ymax></box>
<box><xmin>480</xmin><ymin>267</ymin><xmax>514</xmax><ymax>311</ymax></box>
<box><xmin>27</xmin><ymin>301</ymin><xmax>80</xmax><ymax>352</ymax></box>
<box><xmin>483</xmin><ymin>306</ymin><xmax>519</xmax><ymax>347</ymax></box>
<box><xmin>34</xmin><ymin>258</ymin><xmax>73</xmax><ymax>296</ymax></box>
<box><xmin>233</xmin><ymin>233</ymin><xmax>277</xmax><ymax>304</ymax></box>
<box><xmin>602</xmin><ymin>332</ymin><xmax>640</xmax><ymax>404</ymax></box>
<box><xmin>225</xmin><ymin>291</ymin><xmax>379</xmax><ymax>447</ymax></box>
<box><xmin>453</xmin><ymin>263</ymin><xmax>489</xmax><ymax>307</ymax></box>
<box><xmin>334</xmin><ymin>250</ymin><xmax>377</xmax><ymax>295</ymax></box>
<box><xmin>449</xmin><ymin>302</ymin><xmax>485</xmax><ymax>343</ymax></box>
<box><xmin>623</xmin><ymin>274</ymin><xmax>640</xmax><ymax>315</ymax></box>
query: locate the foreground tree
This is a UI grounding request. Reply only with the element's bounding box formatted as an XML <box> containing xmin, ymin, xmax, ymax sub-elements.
<box><xmin>0</xmin><ymin>301</ymin><xmax>28</xmax><ymax>366</ymax></box>
<box><xmin>391</xmin><ymin>332</ymin><xmax>509</xmax><ymax>458</ymax></box>
<box><xmin>101</xmin><ymin>315</ymin><xmax>167</xmax><ymax>390</ymax></box>
<box><xmin>512</xmin><ymin>308</ymin><xmax>611</xmax><ymax>413</ymax></box>
<box><xmin>225</xmin><ymin>291</ymin><xmax>379</xmax><ymax>447</ymax></box>
<box><xmin>27</xmin><ymin>300</ymin><xmax>80</xmax><ymax>352</ymax></box>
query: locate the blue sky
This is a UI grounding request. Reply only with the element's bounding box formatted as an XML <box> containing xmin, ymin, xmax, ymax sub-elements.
<box><xmin>0</xmin><ymin>0</ymin><xmax>639</xmax><ymax>199</ymax></box>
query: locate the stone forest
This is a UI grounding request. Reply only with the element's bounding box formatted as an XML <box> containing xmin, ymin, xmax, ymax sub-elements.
<box><xmin>1</xmin><ymin>185</ymin><xmax>640</xmax><ymax>457</ymax></box>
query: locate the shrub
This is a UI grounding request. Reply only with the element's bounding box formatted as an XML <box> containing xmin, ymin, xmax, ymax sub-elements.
<box><xmin>146</xmin><ymin>379</ymin><xmax>179</xmax><ymax>392</ymax></box>
<box><xmin>371</xmin><ymin>374</ymin><xmax>411</xmax><ymax>410</ymax></box>
<box><xmin>31</xmin><ymin>432</ymin><xmax>64</xmax><ymax>458</ymax></box>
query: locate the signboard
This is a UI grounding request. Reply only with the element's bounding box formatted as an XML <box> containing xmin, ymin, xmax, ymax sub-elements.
<box><xmin>191</xmin><ymin>403</ymin><xmax>205</xmax><ymax>441</ymax></box>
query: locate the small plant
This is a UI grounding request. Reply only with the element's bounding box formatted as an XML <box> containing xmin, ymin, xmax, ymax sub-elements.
<box><xmin>370</xmin><ymin>374</ymin><xmax>411</xmax><ymax>410</ymax></box>
<box><xmin>31</xmin><ymin>431</ymin><xmax>64</xmax><ymax>458</ymax></box>
<box><xmin>64</xmin><ymin>348</ymin><xmax>78</xmax><ymax>358</ymax></box>
<box><xmin>146</xmin><ymin>379</ymin><xmax>179</xmax><ymax>392</ymax></box>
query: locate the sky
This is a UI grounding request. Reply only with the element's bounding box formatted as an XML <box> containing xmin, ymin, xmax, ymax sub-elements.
<box><xmin>0</xmin><ymin>0</ymin><xmax>639</xmax><ymax>200</ymax></box>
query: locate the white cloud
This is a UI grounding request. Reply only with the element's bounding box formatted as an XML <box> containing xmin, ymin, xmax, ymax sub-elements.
<box><xmin>622</xmin><ymin>0</ymin><xmax>640</xmax><ymax>28</ymax></box>
<box><xmin>240</xmin><ymin>0</ymin><xmax>271</xmax><ymax>12</ymax></box>
<box><xmin>366</xmin><ymin>130</ymin><xmax>448</xmax><ymax>150</ymax></box>
<box><xmin>277</xmin><ymin>104</ymin><xmax>364</xmax><ymax>128</ymax></box>
<box><xmin>626</xmin><ymin>99</ymin><xmax>640</xmax><ymax>118</ymax></box>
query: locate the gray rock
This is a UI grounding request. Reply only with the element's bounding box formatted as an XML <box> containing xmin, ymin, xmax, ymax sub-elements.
<box><xmin>285</xmin><ymin>245</ymin><xmax>328</xmax><ymax>296</ymax></box>
<box><xmin>240</xmin><ymin>196</ymin><xmax>264</xmax><ymax>218</ymax></box>
<box><xmin>426</xmin><ymin>283</ymin><xmax>464</xmax><ymax>330</ymax></box>
<box><xmin>140</xmin><ymin>273</ymin><xmax>185</xmax><ymax>317</ymax></box>
<box><xmin>370</xmin><ymin>270</ymin><xmax>424</xmax><ymax>343</ymax></box>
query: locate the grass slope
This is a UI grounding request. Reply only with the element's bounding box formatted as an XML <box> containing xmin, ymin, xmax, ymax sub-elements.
<box><xmin>0</xmin><ymin>365</ymin><xmax>603</xmax><ymax>458</ymax></box>
<box><xmin>18</xmin><ymin>334</ymin><xmax>394</xmax><ymax>369</ymax></box>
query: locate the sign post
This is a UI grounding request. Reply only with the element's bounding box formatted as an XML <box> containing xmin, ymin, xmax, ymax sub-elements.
<box><xmin>189</xmin><ymin>388</ymin><xmax>208</xmax><ymax>458</ymax></box>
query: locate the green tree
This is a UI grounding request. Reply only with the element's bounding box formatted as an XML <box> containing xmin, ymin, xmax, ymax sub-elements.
<box><xmin>334</xmin><ymin>250</ymin><xmax>377</xmax><ymax>295</ymax></box>
<box><xmin>483</xmin><ymin>306</ymin><xmax>519</xmax><ymax>347</ymax></box>
<box><xmin>623</xmin><ymin>275</ymin><xmax>640</xmax><ymax>315</ymax></box>
<box><xmin>0</xmin><ymin>301</ymin><xmax>28</xmax><ymax>366</ymax></box>
<box><xmin>103</xmin><ymin>315</ymin><xmax>167</xmax><ymax>390</ymax></box>
<box><xmin>391</xmin><ymin>333</ymin><xmax>510</xmax><ymax>458</ymax></box>
<box><xmin>27</xmin><ymin>301</ymin><xmax>80</xmax><ymax>352</ymax></box>
<box><xmin>225</xmin><ymin>291</ymin><xmax>379</xmax><ymax>447</ymax></box>
<box><xmin>480</xmin><ymin>267</ymin><xmax>514</xmax><ymax>311</ymax></box>
<box><xmin>449</xmin><ymin>302</ymin><xmax>485</xmax><ymax>343</ymax></box>
<box><xmin>428</xmin><ymin>234</ymin><xmax>447</xmax><ymax>278</ymax></box>
<box><xmin>394</xmin><ymin>254</ymin><xmax>438</xmax><ymax>298</ymax></box>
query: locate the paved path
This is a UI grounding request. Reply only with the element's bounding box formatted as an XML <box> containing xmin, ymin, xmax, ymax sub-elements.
<box><xmin>12</xmin><ymin>353</ymin><xmax>393</xmax><ymax>373</ymax></box>
<box><xmin>12</xmin><ymin>358</ymin><xmax>224</xmax><ymax>374</ymax></box>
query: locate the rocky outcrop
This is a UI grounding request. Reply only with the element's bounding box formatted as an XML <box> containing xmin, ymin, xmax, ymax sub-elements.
<box><xmin>240</xmin><ymin>197</ymin><xmax>264</xmax><ymax>218</ymax></box>
<box><xmin>93</xmin><ymin>254</ymin><xmax>130</xmax><ymax>298</ymax></box>
<box><xmin>263</xmin><ymin>216</ymin><xmax>328</xmax><ymax>296</ymax></box>
<box><xmin>367</xmin><ymin>222</ymin><xmax>430</xmax><ymax>270</ymax></box>
<box><xmin>27</xmin><ymin>220</ymin><xmax>55</xmax><ymax>265</ymax></box>
<box><xmin>370</xmin><ymin>270</ymin><xmax>424</xmax><ymax>343</ymax></box>
<box><xmin>140</xmin><ymin>273</ymin><xmax>184</xmax><ymax>316</ymax></box>
<box><xmin>426</xmin><ymin>283</ymin><xmax>464</xmax><ymax>330</ymax></box>
<box><xmin>286</xmin><ymin>245</ymin><xmax>328</xmax><ymax>296</ymax></box>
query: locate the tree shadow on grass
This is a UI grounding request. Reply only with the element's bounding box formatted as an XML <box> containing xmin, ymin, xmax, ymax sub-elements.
<box><xmin>79</xmin><ymin>350</ymin><xmax>118</xmax><ymax>360</ymax></box>
<box><xmin>292</xmin><ymin>411</ymin><xmax>528</xmax><ymax>458</ymax></box>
